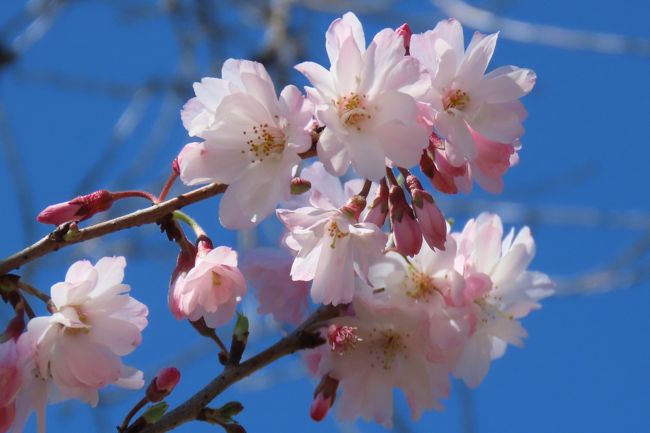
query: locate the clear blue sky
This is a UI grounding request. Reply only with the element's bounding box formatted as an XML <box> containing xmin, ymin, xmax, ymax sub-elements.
<box><xmin>1</xmin><ymin>1</ymin><xmax>649</xmax><ymax>432</ymax></box>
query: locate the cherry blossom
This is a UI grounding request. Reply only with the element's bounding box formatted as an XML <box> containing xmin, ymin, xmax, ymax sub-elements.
<box><xmin>277</xmin><ymin>197</ymin><xmax>387</xmax><ymax>305</ymax></box>
<box><xmin>178</xmin><ymin>59</ymin><xmax>314</xmax><ymax>228</ymax></box>
<box><xmin>312</xmin><ymin>291</ymin><xmax>450</xmax><ymax>427</ymax></box>
<box><xmin>451</xmin><ymin>213</ymin><xmax>554</xmax><ymax>386</ymax></box>
<box><xmin>296</xmin><ymin>12</ymin><xmax>431</xmax><ymax>180</ymax></box>
<box><xmin>410</xmin><ymin>19</ymin><xmax>535</xmax><ymax>168</ymax></box>
<box><xmin>170</xmin><ymin>243</ymin><xmax>247</xmax><ymax>328</ymax></box>
<box><xmin>0</xmin><ymin>339</ymin><xmax>21</xmax><ymax>433</ymax></box>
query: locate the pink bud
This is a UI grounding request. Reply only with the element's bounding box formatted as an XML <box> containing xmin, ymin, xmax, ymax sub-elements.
<box><xmin>310</xmin><ymin>392</ymin><xmax>333</xmax><ymax>422</ymax></box>
<box><xmin>396</xmin><ymin>23</ymin><xmax>412</xmax><ymax>53</ymax></box>
<box><xmin>146</xmin><ymin>367</ymin><xmax>181</xmax><ymax>402</ymax></box>
<box><xmin>37</xmin><ymin>189</ymin><xmax>114</xmax><ymax>226</ymax></box>
<box><xmin>339</xmin><ymin>195</ymin><xmax>366</xmax><ymax>221</ymax></box>
<box><xmin>405</xmin><ymin>175</ymin><xmax>447</xmax><ymax>251</ymax></box>
<box><xmin>388</xmin><ymin>185</ymin><xmax>422</xmax><ymax>256</ymax></box>
<box><xmin>363</xmin><ymin>179</ymin><xmax>388</xmax><ymax>227</ymax></box>
<box><xmin>310</xmin><ymin>375</ymin><xmax>339</xmax><ymax>422</ymax></box>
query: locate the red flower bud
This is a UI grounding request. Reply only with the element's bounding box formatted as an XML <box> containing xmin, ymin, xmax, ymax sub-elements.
<box><xmin>363</xmin><ymin>179</ymin><xmax>389</xmax><ymax>227</ymax></box>
<box><xmin>146</xmin><ymin>367</ymin><xmax>181</xmax><ymax>402</ymax></box>
<box><xmin>37</xmin><ymin>190</ymin><xmax>114</xmax><ymax>226</ymax></box>
<box><xmin>310</xmin><ymin>375</ymin><xmax>339</xmax><ymax>422</ymax></box>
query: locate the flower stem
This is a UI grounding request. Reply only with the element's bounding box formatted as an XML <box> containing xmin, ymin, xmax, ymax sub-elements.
<box><xmin>119</xmin><ymin>397</ymin><xmax>149</xmax><ymax>433</ymax></box>
<box><xmin>112</xmin><ymin>190</ymin><xmax>159</xmax><ymax>203</ymax></box>
<box><xmin>172</xmin><ymin>211</ymin><xmax>207</xmax><ymax>238</ymax></box>
<box><xmin>158</xmin><ymin>171</ymin><xmax>179</xmax><ymax>203</ymax></box>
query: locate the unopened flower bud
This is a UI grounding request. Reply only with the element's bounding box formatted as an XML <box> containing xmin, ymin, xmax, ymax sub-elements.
<box><xmin>146</xmin><ymin>367</ymin><xmax>181</xmax><ymax>402</ymax></box>
<box><xmin>290</xmin><ymin>177</ymin><xmax>312</xmax><ymax>195</ymax></box>
<box><xmin>310</xmin><ymin>375</ymin><xmax>339</xmax><ymax>422</ymax></box>
<box><xmin>340</xmin><ymin>195</ymin><xmax>366</xmax><ymax>221</ymax></box>
<box><xmin>37</xmin><ymin>189</ymin><xmax>114</xmax><ymax>226</ymax></box>
<box><xmin>406</xmin><ymin>175</ymin><xmax>447</xmax><ymax>250</ymax></box>
<box><xmin>363</xmin><ymin>179</ymin><xmax>388</xmax><ymax>227</ymax></box>
<box><xmin>388</xmin><ymin>185</ymin><xmax>422</xmax><ymax>256</ymax></box>
<box><xmin>396</xmin><ymin>23</ymin><xmax>413</xmax><ymax>54</ymax></box>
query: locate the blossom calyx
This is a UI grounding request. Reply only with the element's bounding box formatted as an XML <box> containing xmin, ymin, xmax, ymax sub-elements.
<box><xmin>37</xmin><ymin>189</ymin><xmax>114</xmax><ymax>225</ymax></box>
<box><xmin>146</xmin><ymin>367</ymin><xmax>181</xmax><ymax>402</ymax></box>
<box><xmin>290</xmin><ymin>177</ymin><xmax>312</xmax><ymax>195</ymax></box>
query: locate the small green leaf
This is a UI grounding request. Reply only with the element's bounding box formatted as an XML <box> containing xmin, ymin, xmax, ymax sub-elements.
<box><xmin>142</xmin><ymin>401</ymin><xmax>169</xmax><ymax>424</ymax></box>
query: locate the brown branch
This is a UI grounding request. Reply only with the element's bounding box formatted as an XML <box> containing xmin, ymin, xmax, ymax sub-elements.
<box><xmin>133</xmin><ymin>304</ymin><xmax>343</xmax><ymax>433</ymax></box>
<box><xmin>0</xmin><ymin>182</ymin><xmax>227</xmax><ymax>276</ymax></box>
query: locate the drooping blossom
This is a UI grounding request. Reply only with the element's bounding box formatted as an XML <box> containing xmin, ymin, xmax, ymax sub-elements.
<box><xmin>241</xmin><ymin>248</ymin><xmax>309</xmax><ymax>325</ymax></box>
<box><xmin>310</xmin><ymin>290</ymin><xmax>450</xmax><ymax>427</ymax></box>
<box><xmin>410</xmin><ymin>19</ymin><xmax>535</xmax><ymax>168</ymax></box>
<box><xmin>178</xmin><ymin>59</ymin><xmax>314</xmax><ymax>228</ymax></box>
<box><xmin>450</xmin><ymin>213</ymin><xmax>554</xmax><ymax>386</ymax></box>
<box><xmin>27</xmin><ymin>257</ymin><xmax>147</xmax><ymax>403</ymax></box>
<box><xmin>296</xmin><ymin>12</ymin><xmax>431</xmax><ymax>181</ymax></box>
<box><xmin>170</xmin><ymin>243</ymin><xmax>247</xmax><ymax>328</ymax></box>
<box><xmin>7</xmin><ymin>257</ymin><xmax>147</xmax><ymax>433</ymax></box>
<box><xmin>277</xmin><ymin>196</ymin><xmax>387</xmax><ymax>305</ymax></box>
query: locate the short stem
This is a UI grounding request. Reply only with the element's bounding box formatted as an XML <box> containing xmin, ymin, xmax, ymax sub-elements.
<box><xmin>119</xmin><ymin>397</ymin><xmax>149</xmax><ymax>433</ymax></box>
<box><xmin>158</xmin><ymin>171</ymin><xmax>179</xmax><ymax>203</ymax></box>
<box><xmin>397</xmin><ymin>167</ymin><xmax>410</xmax><ymax>179</ymax></box>
<box><xmin>112</xmin><ymin>190</ymin><xmax>159</xmax><ymax>203</ymax></box>
<box><xmin>358</xmin><ymin>179</ymin><xmax>372</xmax><ymax>198</ymax></box>
<box><xmin>17</xmin><ymin>281</ymin><xmax>51</xmax><ymax>304</ymax></box>
<box><xmin>173</xmin><ymin>211</ymin><xmax>207</xmax><ymax>239</ymax></box>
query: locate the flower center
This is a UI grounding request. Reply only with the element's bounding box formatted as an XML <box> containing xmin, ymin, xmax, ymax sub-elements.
<box><xmin>443</xmin><ymin>89</ymin><xmax>470</xmax><ymax>111</ymax></box>
<box><xmin>61</xmin><ymin>305</ymin><xmax>91</xmax><ymax>336</ymax></box>
<box><xmin>405</xmin><ymin>269</ymin><xmax>440</xmax><ymax>300</ymax></box>
<box><xmin>243</xmin><ymin>122</ymin><xmax>286</xmax><ymax>163</ymax></box>
<box><xmin>369</xmin><ymin>329</ymin><xmax>408</xmax><ymax>370</ymax></box>
<box><xmin>327</xmin><ymin>220</ymin><xmax>348</xmax><ymax>248</ymax></box>
<box><xmin>212</xmin><ymin>271</ymin><xmax>222</xmax><ymax>287</ymax></box>
<box><xmin>336</xmin><ymin>93</ymin><xmax>372</xmax><ymax>131</ymax></box>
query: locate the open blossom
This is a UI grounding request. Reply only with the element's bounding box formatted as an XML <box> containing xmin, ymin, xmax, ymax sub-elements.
<box><xmin>296</xmin><ymin>12</ymin><xmax>431</xmax><ymax>181</ymax></box>
<box><xmin>451</xmin><ymin>213</ymin><xmax>554</xmax><ymax>386</ymax></box>
<box><xmin>277</xmin><ymin>198</ymin><xmax>387</xmax><ymax>305</ymax></box>
<box><xmin>25</xmin><ymin>257</ymin><xmax>147</xmax><ymax>406</ymax></box>
<box><xmin>178</xmin><ymin>59</ymin><xmax>313</xmax><ymax>229</ymax></box>
<box><xmin>170</xmin><ymin>245</ymin><xmax>247</xmax><ymax>328</ymax></box>
<box><xmin>241</xmin><ymin>248</ymin><xmax>309</xmax><ymax>325</ymax></box>
<box><xmin>410</xmin><ymin>19</ymin><xmax>535</xmax><ymax>167</ymax></box>
<box><xmin>311</xmin><ymin>291</ymin><xmax>450</xmax><ymax>427</ymax></box>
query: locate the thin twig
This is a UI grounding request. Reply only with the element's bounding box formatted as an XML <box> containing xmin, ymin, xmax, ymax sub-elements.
<box><xmin>0</xmin><ymin>182</ymin><xmax>227</xmax><ymax>275</ymax></box>
<box><xmin>133</xmin><ymin>304</ymin><xmax>344</xmax><ymax>433</ymax></box>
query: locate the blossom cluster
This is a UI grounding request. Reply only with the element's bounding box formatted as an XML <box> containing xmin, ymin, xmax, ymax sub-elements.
<box><xmin>10</xmin><ymin>10</ymin><xmax>552</xmax><ymax>433</ymax></box>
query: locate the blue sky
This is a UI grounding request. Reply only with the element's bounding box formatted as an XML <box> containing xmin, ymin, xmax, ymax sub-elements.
<box><xmin>1</xmin><ymin>1</ymin><xmax>649</xmax><ymax>432</ymax></box>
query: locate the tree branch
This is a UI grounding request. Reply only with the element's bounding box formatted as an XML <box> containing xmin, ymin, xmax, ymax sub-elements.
<box><xmin>0</xmin><ymin>182</ymin><xmax>227</xmax><ymax>275</ymax></box>
<box><xmin>133</xmin><ymin>304</ymin><xmax>344</xmax><ymax>433</ymax></box>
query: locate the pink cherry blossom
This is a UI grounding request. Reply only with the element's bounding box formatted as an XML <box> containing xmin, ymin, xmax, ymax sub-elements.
<box><xmin>410</xmin><ymin>19</ymin><xmax>535</xmax><ymax>167</ymax></box>
<box><xmin>178</xmin><ymin>59</ymin><xmax>314</xmax><ymax>229</ymax></box>
<box><xmin>451</xmin><ymin>213</ymin><xmax>554</xmax><ymax>386</ymax></box>
<box><xmin>296</xmin><ymin>12</ymin><xmax>431</xmax><ymax>180</ymax></box>
<box><xmin>241</xmin><ymin>248</ymin><xmax>309</xmax><ymax>325</ymax></box>
<box><xmin>24</xmin><ymin>257</ymin><xmax>147</xmax><ymax>408</ymax></box>
<box><xmin>312</xmin><ymin>292</ymin><xmax>450</xmax><ymax>427</ymax></box>
<box><xmin>171</xmin><ymin>245</ymin><xmax>247</xmax><ymax>328</ymax></box>
<box><xmin>276</xmin><ymin>199</ymin><xmax>387</xmax><ymax>305</ymax></box>
<box><xmin>0</xmin><ymin>339</ymin><xmax>21</xmax><ymax>433</ymax></box>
